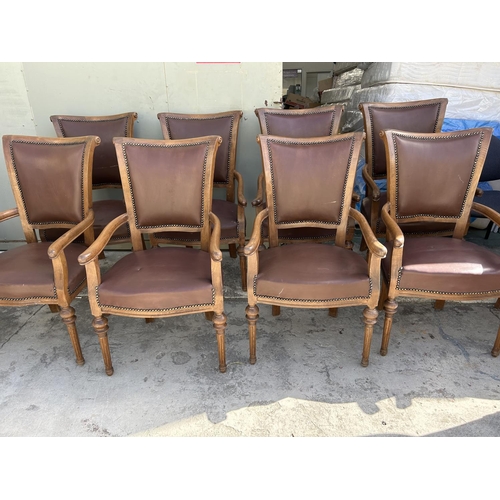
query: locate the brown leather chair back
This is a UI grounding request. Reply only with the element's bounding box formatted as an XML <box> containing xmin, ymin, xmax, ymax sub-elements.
<box><xmin>255</xmin><ymin>105</ymin><xmax>343</xmax><ymax>137</ymax></box>
<box><xmin>2</xmin><ymin>135</ymin><xmax>98</xmax><ymax>241</ymax></box>
<box><xmin>382</xmin><ymin>127</ymin><xmax>493</xmax><ymax>238</ymax></box>
<box><xmin>50</xmin><ymin>112</ymin><xmax>137</xmax><ymax>187</ymax></box>
<box><xmin>113</xmin><ymin>135</ymin><xmax>221</xmax><ymax>250</ymax></box>
<box><xmin>258</xmin><ymin>132</ymin><xmax>364</xmax><ymax>247</ymax></box>
<box><xmin>157</xmin><ymin>111</ymin><xmax>241</xmax><ymax>186</ymax></box>
<box><xmin>360</xmin><ymin>98</ymin><xmax>447</xmax><ymax>179</ymax></box>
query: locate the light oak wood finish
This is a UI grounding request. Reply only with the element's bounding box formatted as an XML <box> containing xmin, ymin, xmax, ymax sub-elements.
<box><xmin>246</xmin><ymin>133</ymin><xmax>387</xmax><ymax>367</ymax></box>
<box><xmin>378</xmin><ymin>127</ymin><xmax>500</xmax><ymax>359</ymax></box>
<box><xmin>78</xmin><ymin>135</ymin><xmax>227</xmax><ymax>375</ymax></box>
<box><xmin>1</xmin><ymin>134</ymin><xmax>99</xmax><ymax>367</ymax></box>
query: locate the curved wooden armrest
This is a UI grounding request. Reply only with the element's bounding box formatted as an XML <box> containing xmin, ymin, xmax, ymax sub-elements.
<box><xmin>472</xmin><ymin>202</ymin><xmax>500</xmax><ymax>226</ymax></box>
<box><xmin>252</xmin><ymin>173</ymin><xmax>265</xmax><ymax>207</ymax></box>
<box><xmin>209</xmin><ymin>212</ymin><xmax>222</xmax><ymax>262</ymax></box>
<box><xmin>78</xmin><ymin>213</ymin><xmax>128</xmax><ymax>264</ymax></box>
<box><xmin>244</xmin><ymin>208</ymin><xmax>268</xmax><ymax>256</ymax></box>
<box><xmin>475</xmin><ymin>187</ymin><xmax>483</xmax><ymax>197</ymax></box>
<box><xmin>349</xmin><ymin>208</ymin><xmax>387</xmax><ymax>258</ymax></box>
<box><xmin>362</xmin><ymin>164</ymin><xmax>381</xmax><ymax>201</ymax></box>
<box><xmin>48</xmin><ymin>211</ymin><xmax>95</xmax><ymax>259</ymax></box>
<box><xmin>381</xmin><ymin>203</ymin><xmax>404</xmax><ymax>248</ymax></box>
<box><xmin>233</xmin><ymin>171</ymin><xmax>247</xmax><ymax>207</ymax></box>
<box><xmin>0</xmin><ymin>207</ymin><xmax>20</xmax><ymax>223</ymax></box>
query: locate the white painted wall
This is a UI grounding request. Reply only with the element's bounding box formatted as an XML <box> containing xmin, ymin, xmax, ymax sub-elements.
<box><xmin>0</xmin><ymin>62</ymin><xmax>283</xmax><ymax>244</ymax></box>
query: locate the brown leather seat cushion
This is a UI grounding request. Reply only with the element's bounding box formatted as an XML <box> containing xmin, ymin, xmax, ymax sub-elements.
<box><xmin>382</xmin><ymin>237</ymin><xmax>500</xmax><ymax>294</ymax></box>
<box><xmin>0</xmin><ymin>242</ymin><xmax>87</xmax><ymax>300</ymax></box>
<box><xmin>42</xmin><ymin>199</ymin><xmax>130</xmax><ymax>242</ymax></box>
<box><xmin>153</xmin><ymin>199</ymin><xmax>238</xmax><ymax>242</ymax></box>
<box><xmin>97</xmin><ymin>247</ymin><xmax>214</xmax><ymax>311</ymax></box>
<box><xmin>361</xmin><ymin>193</ymin><xmax>455</xmax><ymax>236</ymax></box>
<box><xmin>254</xmin><ymin>243</ymin><xmax>371</xmax><ymax>301</ymax></box>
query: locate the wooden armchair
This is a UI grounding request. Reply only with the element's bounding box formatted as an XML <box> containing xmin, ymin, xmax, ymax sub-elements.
<box><xmin>359</xmin><ymin>98</ymin><xmax>450</xmax><ymax>250</ymax></box>
<box><xmin>1</xmin><ymin>134</ymin><xmax>99</xmax><ymax>368</ymax></box>
<box><xmin>245</xmin><ymin>133</ymin><xmax>387</xmax><ymax>367</ymax></box>
<box><xmin>253</xmin><ymin>105</ymin><xmax>354</xmax><ymax>245</ymax></box>
<box><xmin>47</xmin><ymin>112</ymin><xmax>138</xmax><ymax>250</ymax></box>
<box><xmin>78</xmin><ymin>135</ymin><xmax>227</xmax><ymax>376</ymax></box>
<box><xmin>154</xmin><ymin>111</ymin><xmax>247</xmax><ymax>290</ymax></box>
<box><xmin>378</xmin><ymin>127</ymin><xmax>500</xmax><ymax>359</ymax></box>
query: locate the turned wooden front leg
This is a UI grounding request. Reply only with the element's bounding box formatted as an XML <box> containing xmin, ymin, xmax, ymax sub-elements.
<box><xmin>212</xmin><ymin>313</ymin><xmax>227</xmax><ymax>373</ymax></box>
<box><xmin>246</xmin><ymin>304</ymin><xmax>259</xmax><ymax>364</ymax></box>
<box><xmin>93</xmin><ymin>315</ymin><xmax>113</xmax><ymax>376</ymax></box>
<box><xmin>60</xmin><ymin>306</ymin><xmax>84</xmax><ymax>366</ymax></box>
<box><xmin>361</xmin><ymin>307</ymin><xmax>378</xmax><ymax>367</ymax></box>
<box><xmin>380</xmin><ymin>299</ymin><xmax>398</xmax><ymax>356</ymax></box>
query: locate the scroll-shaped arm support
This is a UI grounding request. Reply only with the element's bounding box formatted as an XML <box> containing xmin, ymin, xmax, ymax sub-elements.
<box><xmin>233</xmin><ymin>170</ymin><xmax>247</xmax><ymax>207</ymax></box>
<box><xmin>471</xmin><ymin>202</ymin><xmax>500</xmax><ymax>227</ymax></box>
<box><xmin>78</xmin><ymin>213</ymin><xmax>128</xmax><ymax>266</ymax></box>
<box><xmin>361</xmin><ymin>164</ymin><xmax>381</xmax><ymax>201</ymax></box>
<box><xmin>78</xmin><ymin>213</ymin><xmax>129</xmax><ymax>316</ymax></box>
<box><xmin>48</xmin><ymin>210</ymin><xmax>95</xmax><ymax>259</ymax></box>
<box><xmin>48</xmin><ymin>210</ymin><xmax>95</xmax><ymax>305</ymax></box>
<box><xmin>244</xmin><ymin>208</ymin><xmax>268</xmax><ymax>257</ymax></box>
<box><xmin>209</xmin><ymin>212</ymin><xmax>223</xmax><ymax>262</ymax></box>
<box><xmin>0</xmin><ymin>207</ymin><xmax>20</xmax><ymax>223</ymax></box>
<box><xmin>349</xmin><ymin>208</ymin><xmax>386</xmax><ymax>259</ymax></box>
<box><xmin>380</xmin><ymin>202</ymin><xmax>404</xmax><ymax>248</ymax></box>
<box><xmin>251</xmin><ymin>172</ymin><xmax>265</xmax><ymax>209</ymax></box>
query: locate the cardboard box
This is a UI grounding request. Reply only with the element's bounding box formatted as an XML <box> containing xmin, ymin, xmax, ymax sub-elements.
<box><xmin>285</xmin><ymin>93</ymin><xmax>321</xmax><ymax>109</ymax></box>
<box><xmin>318</xmin><ymin>76</ymin><xmax>334</xmax><ymax>93</ymax></box>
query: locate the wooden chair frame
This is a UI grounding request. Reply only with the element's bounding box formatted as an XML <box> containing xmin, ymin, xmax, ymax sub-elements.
<box><xmin>378</xmin><ymin>127</ymin><xmax>500</xmax><ymax>358</ymax></box>
<box><xmin>78</xmin><ymin>136</ymin><xmax>227</xmax><ymax>375</ymax></box>
<box><xmin>1</xmin><ymin>134</ymin><xmax>99</xmax><ymax>366</ymax></box>
<box><xmin>245</xmin><ymin>133</ymin><xmax>387</xmax><ymax>367</ymax></box>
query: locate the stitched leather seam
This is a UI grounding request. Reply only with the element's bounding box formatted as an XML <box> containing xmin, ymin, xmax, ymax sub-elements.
<box><xmin>95</xmin><ymin>286</ymin><xmax>216</xmax><ymax>312</ymax></box>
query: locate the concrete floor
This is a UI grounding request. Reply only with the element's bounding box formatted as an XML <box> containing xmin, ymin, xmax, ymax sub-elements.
<box><xmin>1</xmin><ymin>228</ymin><xmax>500</xmax><ymax>437</ymax></box>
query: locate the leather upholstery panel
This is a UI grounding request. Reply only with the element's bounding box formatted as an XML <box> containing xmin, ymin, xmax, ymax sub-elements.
<box><xmin>255</xmin><ymin>243</ymin><xmax>370</xmax><ymax>300</ymax></box>
<box><xmin>164</xmin><ymin>116</ymin><xmax>232</xmax><ymax>183</ymax></box>
<box><xmin>394</xmin><ymin>133</ymin><xmax>481</xmax><ymax>219</ymax></box>
<box><xmin>264</xmin><ymin>112</ymin><xmax>336</xmax><ymax>138</ymax></box>
<box><xmin>0</xmin><ymin>242</ymin><xmax>87</xmax><ymax>299</ymax></box>
<box><xmin>269</xmin><ymin>139</ymin><xmax>353</xmax><ymax>223</ymax></box>
<box><xmin>382</xmin><ymin>237</ymin><xmax>500</xmax><ymax>294</ymax></box>
<box><xmin>11</xmin><ymin>141</ymin><xmax>85</xmax><ymax>224</ymax></box>
<box><xmin>261</xmin><ymin>216</ymin><xmax>336</xmax><ymax>240</ymax></box>
<box><xmin>371</xmin><ymin>104</ymin><xmax>442</xmax><ymax>177</ymax></box>
<box><xmin>56</xmin><ymin>118</ymin><xmax>129</xmax><ymax>185</ymax></box>
<box><xmin>122</xmin><ymin>142</ymin><xmax>206</xmax><ymax>227</ymax></box>
<box><xmin>98</xmin><ymin>247</ymin><xmax>213</xmax><ymax>310</ymax></box>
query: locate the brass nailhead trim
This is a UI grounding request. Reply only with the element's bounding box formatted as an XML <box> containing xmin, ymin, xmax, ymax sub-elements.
<box><xmin>120</xmin><ymin>140</ymin><xmax>210</xmax><ymax>230</ymax></box>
